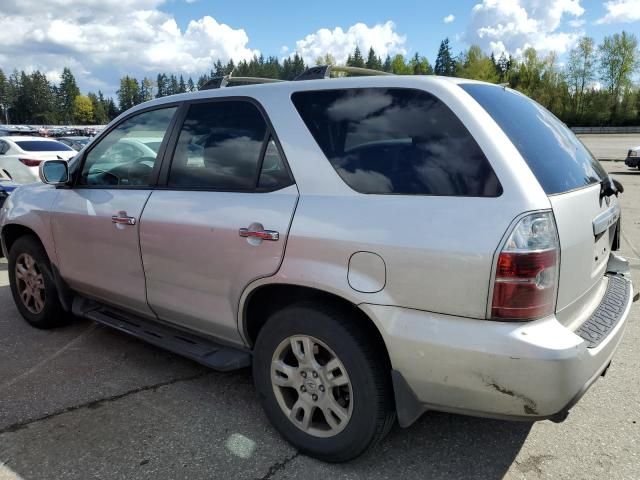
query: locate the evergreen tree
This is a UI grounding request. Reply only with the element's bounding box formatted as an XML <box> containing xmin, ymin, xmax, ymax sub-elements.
<box><xmin>187</xmin><ymin>77</ymin><xmax>195</xmax><ymax>92</ymax></box>
<box><xmin>382</xmin><ymin>55</ymin><xmax>392</xmax><ymax>72</ymax></box>
<box><xmin>88</xmin><ymin>92</ymin><xmax>108</xmax><ymax>124</ymax></box>
<box><xmin>178</xmin><ymin>75</ymin><xmax>186</xmax><ymax>93</ymax></box>
<box><xmin>282</xmin><ymin>53</ymin><xmax>306</xmax><ymax>80</ymax></box>
<box><xmin>434</xmin><ymin>38</ymin><xmax>456</xmax><ymax>76</ymax></box>
<box><xmin>58</xmin><ymin>67</ymin><xmax>80</xmax><ymax>123</ymax></box>
<box><xmin>139</xmin><ymin>77</ymin><xmax>154</xmax><ymax>102</ymax></box>
<box><xmin>347</xmin><ymin>46</ymin><xmax>366</xmax><ymax>68</ymax></box>
<box><xmin>105</xmin><ymin>97</ymin><xmax>119</xmax><ymax>120</ymax></box>
<box><xmin>156</xmin><ymin>73</ymin><xmax>168</xmax><ymax>98</ymax></box>
<box><xmin>365</xmin><ymin>47</ymin><xmax>383</xmax><ymax>70</ymax></box>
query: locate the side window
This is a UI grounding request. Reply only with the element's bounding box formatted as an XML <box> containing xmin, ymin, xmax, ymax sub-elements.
<box><xmin>79</xmin><ymin>107</ymin><xmax>177</xmax><ymax>187</ymax></box>
<box><xmin>291</xmin><ymin>88</ymin><xmax>502</xmax><ymax>196</ymax></box>
<box><xmin>0</xmin><ymin>141</ymin><xmax>7</xmax><ymax>155</ymax></box>
<box><xmin>169</xmin><ymin>101</ymin><xmax>291</xmax><ymax>191</ymax></box>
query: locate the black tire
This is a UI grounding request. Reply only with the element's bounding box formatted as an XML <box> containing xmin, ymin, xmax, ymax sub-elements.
<box><xmin>253</xmin><ymin>302</ymin><xmax>395</xmax><ymax>462</ymax></box>
<box><xmin>8</xmin><ymin>235</ymin><xmax>67</xmax><ymax>329</ymax></box>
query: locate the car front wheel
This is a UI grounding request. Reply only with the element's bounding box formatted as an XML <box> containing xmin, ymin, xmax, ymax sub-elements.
<box><xmin>253</xmin><ymin>302</ymin><xmax>395</xmax><ymax>462</ymax></box>
<box><xmin>8</xmin><ymin>235</ymin><xmax>67</xmax><ymax>328</ymax></box>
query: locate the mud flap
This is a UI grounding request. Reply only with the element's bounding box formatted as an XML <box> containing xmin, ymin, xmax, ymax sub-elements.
<box><xmin>391</xmin><ymin>370</ymin><xmax>427</xmax><ymax>428</ymax></box>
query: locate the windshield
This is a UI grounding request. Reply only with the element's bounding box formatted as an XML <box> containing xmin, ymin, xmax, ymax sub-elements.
<box><xmin>460</xmin><ymin>83</ymin><xmax>607</xmax><ymax>195</ymax></box>
<box><xmin>15</xmin><ymin>140</ymin><xmax>74</xmax><ymax>152</ymax></box>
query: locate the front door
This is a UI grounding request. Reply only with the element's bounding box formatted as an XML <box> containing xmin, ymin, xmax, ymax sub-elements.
<box><xmin>51</xmin><ymin>106</ymin><xmax>178</xmax><ymax>317</ymax></box>
<box><xmin>140</xmin><ymin>99</ymin><xmax>298</xmax><ymax>343</ymax></box>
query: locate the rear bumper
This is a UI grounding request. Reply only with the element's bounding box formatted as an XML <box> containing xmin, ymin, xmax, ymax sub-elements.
<box><xmin>624</xmin><ymin>156</ymin><xmax>639</xmax><ymax>167</ymax></box>
<box><xmin>360</xmin><ymin>274</ymin><xmax>634</xmax><ymax>426</ymax></box>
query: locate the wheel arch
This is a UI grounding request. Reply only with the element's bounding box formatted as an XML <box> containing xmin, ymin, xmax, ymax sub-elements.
<box><xmin>241</xmin><ymin>282</ymin><xmax>392</xmax><ymax>369</ymax></box>
<box><xmin>1</xmin><ymin>222</ymin><xmax>73</xmax><ymax>311</ymax></box>
<box><xmin>1</xmin><ymin>223</ymin><xmax>42</xmax><ymax>257</ymax></box>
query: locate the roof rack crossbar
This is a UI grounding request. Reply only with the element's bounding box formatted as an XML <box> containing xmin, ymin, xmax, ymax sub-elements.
<box><xmin>294</xmin><ymin>65</ymin><xmax>394</xmax><ymax>81</ymax></box>
<box><xmin>199</xmin><ymin>73</ymin><xmax>284</xmax><ymax>90</ymax></box>
<box><xmin>199</xmin><ymin>64</ymin><xmax>393</xmax><ymax>90</ymax></box>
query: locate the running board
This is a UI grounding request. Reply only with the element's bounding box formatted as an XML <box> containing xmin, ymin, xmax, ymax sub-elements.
<box><xmin>72</xmin><ymin>298</ymin><xmax>251</xmax><ymax>371</ymax></box>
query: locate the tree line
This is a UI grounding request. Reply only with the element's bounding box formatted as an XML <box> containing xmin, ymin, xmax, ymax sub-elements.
<box><xmin>0</xmin><ymin>31</ymin><xmax>638</xmax><ymax>126</ymax></box>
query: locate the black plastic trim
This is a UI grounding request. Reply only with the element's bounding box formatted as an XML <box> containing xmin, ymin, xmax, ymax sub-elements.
<box><xmin>73</xmin><ymin>297</ymin><xmax>252</xmax><ymax>371</ymax></box>
<box><xmin>575</xmin><ymin>275</ymin><xmax>630</xmax><ymax>348</ymax></box>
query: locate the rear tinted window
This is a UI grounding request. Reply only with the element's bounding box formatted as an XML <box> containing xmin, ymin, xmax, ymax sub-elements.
<box><xmin>15</xmin><ymin>140</ymin><xmax>74</xmax><ymax>152</ymax></box>
<box><xmin>291</xmin><ymin>88</ymin><xmax>501</xmax><ymax>196</ymax></box>
<box><xmin>461</xmin><ymin>84</ymin><xmax>606</xmax><ymax>195</ymax></box>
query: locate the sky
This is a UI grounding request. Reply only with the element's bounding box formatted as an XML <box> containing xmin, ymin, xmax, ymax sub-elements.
<box><xmin>1</xmin><ymin>0</ymin><xmax>639</xmax><ymax>98</ymax></box>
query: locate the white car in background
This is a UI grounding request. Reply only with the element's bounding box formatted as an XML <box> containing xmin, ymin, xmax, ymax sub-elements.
<box><xmin>625</xmin><ymin>145</ymin><xmax>640</xmax><ymax>169</ymax></box>
<box><xmin>0</xmin><ymin>136</ymin><xmax>76</xmax><ymax>183</ymax></box>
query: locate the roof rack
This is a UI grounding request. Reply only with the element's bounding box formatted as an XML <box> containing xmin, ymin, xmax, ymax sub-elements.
<box><xmin>200</xmin><ymin>74</ymin><xmax>284</xmax><ymax>90</ymax></box>
<box><xmin>294</xmin><ymin>65</ymin><xmax>393</xmax><ymax>81</ymax></box>
<box><xmin>199</xmin><ymin>65</ymin><xmax>393</xmax><ymax>90</ymax></box>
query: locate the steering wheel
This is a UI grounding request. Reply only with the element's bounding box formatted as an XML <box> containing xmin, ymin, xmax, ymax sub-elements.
<box><xmin>124</xmin><ymin>156</ymin><xmax>156</xmax><ymax>185</ymax></box>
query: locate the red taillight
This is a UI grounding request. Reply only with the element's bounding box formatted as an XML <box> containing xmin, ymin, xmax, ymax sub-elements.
<box><xmin>491</xmin><ymin>211</ymin><xmax>559</xmax><ymax>321</ymax></box>
<box><xmin>491</xmin><ymin>250</ymin><xmax>557</xmax><ymax>320</ymax></box>
<box><xmin>19</xmin><ymin>158</ymin><xmax>42</xmax><ymax>167</ymax></box>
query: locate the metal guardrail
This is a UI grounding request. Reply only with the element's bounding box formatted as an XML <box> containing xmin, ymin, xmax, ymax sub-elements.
<box><xmin>571</xmin><ymin>126</ymin><xmax>640</xmax><ymax>134</ymax></box>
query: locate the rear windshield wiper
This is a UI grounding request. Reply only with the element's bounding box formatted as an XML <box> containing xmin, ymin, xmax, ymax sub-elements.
<box><xmin>601</xmin><ymin>177</ymin><xmax>624</xmax><ymax>199</ymax></box>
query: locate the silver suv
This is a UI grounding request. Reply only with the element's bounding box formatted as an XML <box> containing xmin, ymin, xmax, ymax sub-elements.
<box><xmin>0</xmin><ymin>73</ymin><xmax>634</xmax><ymax>462</ymax></box>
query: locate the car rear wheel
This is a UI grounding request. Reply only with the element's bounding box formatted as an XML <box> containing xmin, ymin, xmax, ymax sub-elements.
<box><xmin>8</xmin><ymin>235</ymin><xmax>68</xmax><ymax>329</ymax></box>
<box><xmin>253</xmin><ymin>302</ymin><xmax>395</xmax><ymax>462</ymax></box>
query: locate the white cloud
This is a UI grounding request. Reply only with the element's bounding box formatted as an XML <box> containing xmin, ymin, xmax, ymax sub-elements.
<box><xmin>596</xmin><ymin>0</ymin><xmax>640</xmax><ymax>24</ymax></box>
<box><xmin>290</xmin><ymin>21</ymin><xmax>407</xmax><ymax>65</ymax></box>
<box><xmin>0</xmin><ymin>0</ymin><xmax>258</xmax><ymax>97</ymax></box>
<box><xmin>568</xmin><ymin>18</ymin><xmax>586</xmax><ymax>27</ymax></box>
<box><xmin>443</xmin><ymin>14</ymin><xmax>456</xmax><ymax>24</ymax></box>
<box><xmin>466</xmin><ymin>0</ymin><xmax>585</xmax><ymax>56</ymax></box>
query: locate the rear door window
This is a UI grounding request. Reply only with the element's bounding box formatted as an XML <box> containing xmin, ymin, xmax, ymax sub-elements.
<box><xmin>460</xmin><ymin>83</ymin><xmax>606</xmax><ymax>195</ymax></box>
<box><xmin>291</xmin><ymin>88</ymin><xmax>501</xmax><ymax>196</ymax></box>
<box><xmin>168</xmin><ymin>100</ymin><xmax>293</xmax><ymax>191</ymax></box>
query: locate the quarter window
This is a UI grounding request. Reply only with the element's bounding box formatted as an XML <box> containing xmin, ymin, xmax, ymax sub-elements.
<box><xmin>168</xmin><ymin>101</ymin><xmax>292</xmax><ymax>191</ymax></box>
<box><xmin>79</xmin><ymin>107</ymin><xmax>177</xmax><ymax>187</ymax></box>
<box><xmin>292</xmin><ymin>88</ymin><xmax>501</xmax><ymax>196</ymax></box>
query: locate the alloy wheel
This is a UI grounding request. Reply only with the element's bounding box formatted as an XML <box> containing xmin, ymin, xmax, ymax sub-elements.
<box><xmin>15</xmin><ymin>253</ymin><xmax>46</xmax><ymax>315</ymax></box>
<box><xmin>271</xmin><ymin>335</ymin><xmax>353</xmax><ymax>438</ymax></box>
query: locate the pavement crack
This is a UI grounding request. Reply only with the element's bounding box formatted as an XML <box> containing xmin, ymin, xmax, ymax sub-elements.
<box><xmin>256</xmin><ymin>452</ymin><xmax>300</xmax><ymax>480</ymax></box>
<box><xmin>0</xmin><ymin>370</ymin><xmax>210</xmax><ymax>435</ymax></box>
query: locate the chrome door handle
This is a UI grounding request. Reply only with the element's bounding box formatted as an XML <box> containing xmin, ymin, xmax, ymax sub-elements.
<box><xmin>239</xmin><ymin>228</ymin><xmax>279</xmax><ymax>241</ymax></box>
<box><xmin>112</xmin><ymin>211</ymin><xmax>137</xmax><ymax>226</ymax></box>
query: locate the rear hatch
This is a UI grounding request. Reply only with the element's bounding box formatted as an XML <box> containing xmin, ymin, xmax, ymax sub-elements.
<box><xmin>461</xmin><ymin>84</ymin><xmax>617</xmax><ymax>325</ymax></box>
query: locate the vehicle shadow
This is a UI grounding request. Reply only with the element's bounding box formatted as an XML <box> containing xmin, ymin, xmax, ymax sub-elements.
<box><xmin>324</xmin><ymin>410</ymin><xmax>532</xmax><ymax>479</ymax></box>
<box><xmin>0</xmin><ymin>302</ymin><xmax>531</xmax><ymax>480</ymax></box>
<box><xmin>608</xmin><ymin>170</ymin><xmax>638</xmax><ymax>175</ymax></box>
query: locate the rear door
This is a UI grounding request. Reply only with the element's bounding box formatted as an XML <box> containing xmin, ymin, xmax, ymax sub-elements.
<box><xmin>462</xmin><ymin>84</ymin><xmax>614</xmax><ymax>323</ymax></box>
<box><xmin>140</xmin><ymin>98</ymin><xmax>298</xmax><ymax>343</ymax></box>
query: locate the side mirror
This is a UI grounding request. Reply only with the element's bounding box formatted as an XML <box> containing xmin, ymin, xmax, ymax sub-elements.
<box><xmin>39</xmin><ymin>160</ymin><xmax>69</xmax><ymax>185</ymax></box>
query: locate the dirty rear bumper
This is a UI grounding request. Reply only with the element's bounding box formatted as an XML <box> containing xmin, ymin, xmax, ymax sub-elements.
<box><xmin>360</xmin><ymin>274</ymin><xmax>634</xmax><ymax>427</ymax></box>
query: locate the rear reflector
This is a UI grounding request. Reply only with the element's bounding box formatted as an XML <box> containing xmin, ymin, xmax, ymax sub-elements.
<box><xmin>19</xmin><ymin>158</ymin><xmax>42</xmax><ymax>167</ymax></box>
<box><xmin>491</xmin><ymin>212</ymin><xmax>559</xmax><ymax>321</ymax></box>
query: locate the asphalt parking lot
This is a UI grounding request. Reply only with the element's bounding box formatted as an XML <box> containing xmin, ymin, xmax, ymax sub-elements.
<box><xmin>1</xmin><ymin>157</ymin><xmax>639</xmax><ymax>479</ymax></box>
<box><xmin>579</xmin><ymin>134</ymin><xmax>640</xmax><ymax>161</ymax></box>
